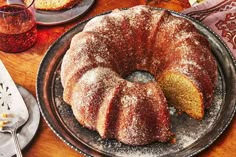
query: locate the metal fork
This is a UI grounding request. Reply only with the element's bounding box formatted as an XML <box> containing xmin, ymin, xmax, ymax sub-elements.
<box><xmin>0</xmin><ymin>116</ymin><xmax>28</xmax><ymax>157</ymax></box>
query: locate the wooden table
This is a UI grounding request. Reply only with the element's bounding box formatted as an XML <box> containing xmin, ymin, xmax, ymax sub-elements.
<box><xmin>0</xmin><ymin>0</ymin><xmax>235</xmax><ymax>156</ymax></box>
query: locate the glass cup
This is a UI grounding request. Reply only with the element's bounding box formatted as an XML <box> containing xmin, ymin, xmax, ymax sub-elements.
<box><xmin>0</xmin><ymin>0</ymin><xmax>37</xmax><ymax>53</ymax></box>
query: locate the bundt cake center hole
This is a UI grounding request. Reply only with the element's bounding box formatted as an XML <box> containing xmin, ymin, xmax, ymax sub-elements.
<box><xmin>125</xmin><ymin>71</ymin><xmax>155</xmax><ymax>83</ymax></box>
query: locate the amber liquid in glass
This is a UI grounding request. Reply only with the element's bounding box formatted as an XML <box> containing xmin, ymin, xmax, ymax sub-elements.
<box><xmin>0</xmin><ymin>4</ymin><xmax>37</xmax><ymax>53</ymax></box>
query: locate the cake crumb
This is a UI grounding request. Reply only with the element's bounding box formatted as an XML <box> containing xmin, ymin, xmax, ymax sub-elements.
<box><xmin>0</xmin><ymin>120</ymin><xmax>8</xmax><ymax>126</ymax></box>
<box><xmin>1</xmin><ymin>113</ymin><xmax>8</xmax><ymax>118</ymax></box>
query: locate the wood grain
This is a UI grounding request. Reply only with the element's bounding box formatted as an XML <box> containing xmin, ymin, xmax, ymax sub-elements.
<box><xmin>0</xmin><ymin>0</ymin><xmax>235</xmax><ymax>156</ymax></box>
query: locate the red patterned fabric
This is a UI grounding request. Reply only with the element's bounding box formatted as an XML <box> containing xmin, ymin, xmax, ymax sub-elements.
<box><xmin>182</xmin><ymin>0</ymin><xmax>236</xmax><ymax>60</ymax></box>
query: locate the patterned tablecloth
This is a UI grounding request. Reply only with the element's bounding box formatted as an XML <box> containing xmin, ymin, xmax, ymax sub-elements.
<box><xmin>184</xmin><ymin>0</ymin><xmax>236</xmax><ymax>60</ymax></box>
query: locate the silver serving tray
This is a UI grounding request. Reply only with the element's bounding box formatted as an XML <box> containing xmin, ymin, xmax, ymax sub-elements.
<box><xmin>36</xmin><ymin>8</ymin><xmax>236</xmax><ymax>157</ymax></box>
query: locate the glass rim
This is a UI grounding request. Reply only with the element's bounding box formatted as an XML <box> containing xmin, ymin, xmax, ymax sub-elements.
<box><xmin>0</xmin><ymin>0</ymin><xmax>35</xmax><ymax>14</ymax></box>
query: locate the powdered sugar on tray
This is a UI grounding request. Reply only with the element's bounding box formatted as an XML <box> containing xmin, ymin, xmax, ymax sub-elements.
<box><xmin>126</xmin><ymin>71</ymin><xmax>155</xmax><ymax>83</ymax></box>
<box><xmin>53</xmin><ymin>67</ymin><xmax>224</xmax><ymax>157</ymax></box>
<box><xmin>89</xmin><ymin>72</ymin><xmax>223</xmax><ymax>156</ymax></box>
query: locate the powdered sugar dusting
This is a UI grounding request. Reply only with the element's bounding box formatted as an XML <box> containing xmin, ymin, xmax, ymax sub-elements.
<box><xmin>147</xmin><ymin>88</ymin><xmax>153</xmax><ymax>96</ymax></box>
<box><xmin>76</xmin><ymin>67</ymin><xmax>121</xmax><ymax>109</ymax></box>
<box><xmin>161</xmin><ymin>16</ymin><xmax>185</xmax><ymax>33</ymax></box>
<box><xmin>80</xmin><ymin>68</ymin><xmax>98</xmax><ymax>85</ymax></box>
<box><xmin>171</xmin><ymin>42</ymin><xmax>203</xmax><ymax>75</ymax></box>
<box><xmin>68</xmin><ymin>72</ymin><xmax>222</xmax><ymax>157</ymax></box>
<box><xmin>169</xmin><ymin>106</ymin><xmax>176</xmax><ymax>115</ymax></box>
<box><xmin>167</xmin><ymin>18</ymin><xmax>183</xmax><ymax>28</ymax></box>
<box><xmin>177</xmin><ymin>31</ymin><xmax>192</xmax><ymax>38</ymax></box>
<box><xmin>80</xmin><ymin>67</ymin><xmax>119</xmax><ymax>86</ymax></box>
<box><xmin>95</xmin><ymin>55</ymin><xmax>106</xmax><ymax>63</ymax></box>
<box><xmin>121</xmin><ymin>95</ymin><xmax>138</xmax><ymax>108</ymax></box>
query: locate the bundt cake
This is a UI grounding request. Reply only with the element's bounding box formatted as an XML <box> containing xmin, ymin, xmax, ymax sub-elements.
<box><xmin>60</xmin><ymin>5</ymin><xmax>217</xmax><ymax>146</ymax></box>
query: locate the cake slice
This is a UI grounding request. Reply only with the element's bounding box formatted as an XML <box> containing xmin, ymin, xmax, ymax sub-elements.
<box><xmin>24</xmin><ymin>0</ymin><xmax>80</xmax><ymax>10</ymax></box>
<box><xmin>158</xmin><ymin>71</ymin><xmax>205</xmax><ymax>120</ymax></box>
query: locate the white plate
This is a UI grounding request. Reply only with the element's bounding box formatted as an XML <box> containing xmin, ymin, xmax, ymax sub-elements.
<box><xmin>0</xmin><ymin>86</ymin><xmax>40</xmax><ymax>157</ymax></box>
<box><xmin>36</xmin><ymin>0</ymin><xmax>95</xmax><ymax>25</ymax></box>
